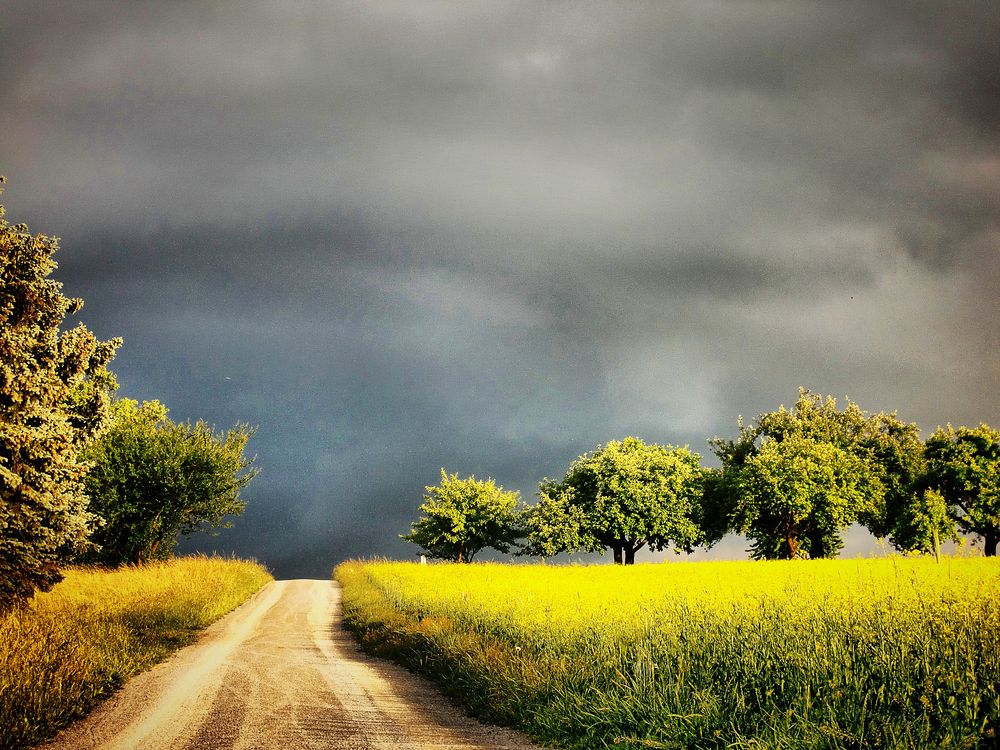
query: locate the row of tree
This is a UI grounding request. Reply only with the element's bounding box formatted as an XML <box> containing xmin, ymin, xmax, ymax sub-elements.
<box><xmin>403</xmin><ymin>392</ymin><xmax>999</xmax><ymax>564</ymax></box>
<box><xmin>0</xmin><ymin>180</ymin><xmax>257</xmax><ymax>608</ymax></box>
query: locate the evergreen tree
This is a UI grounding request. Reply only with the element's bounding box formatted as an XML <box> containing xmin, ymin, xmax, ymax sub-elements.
<box><xmin>0</xmin><ymin>179</ymin><xmax>120</xmax><ymax>606</ymax></box>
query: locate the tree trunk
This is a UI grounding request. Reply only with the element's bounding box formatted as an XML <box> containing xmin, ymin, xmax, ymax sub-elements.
<box><xmin>623</xmin><ymin>540</ymin><xmax>645</xmax><ymax>565</ymax></box>
<box><xmin>786</xmin><ymin>533</ymin><xmax>800</xmax><ymax>560</ymax></box>
<box><xmin>145</xmin><ymin>512</ymin><xmax>163</xmax><ymax>563</ymax></box>
<box><xmin>612</xmin><ymin>545</ymin><xmax>623</xmax><ymax>565</ymax></box>
<box><xmin>932</xmin><ymin>526</ymin><xmax>940</xmax><ymax>564</ymax></box>
<box><xmin>985</xmin><ymin>531</ymin><xmax>998</xmax><ymax>557</ymax></box>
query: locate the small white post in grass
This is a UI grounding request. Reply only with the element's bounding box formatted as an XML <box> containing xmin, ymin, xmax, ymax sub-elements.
<box><xmin>420</xmin><ymin>555</ymin><xmax>427</xmax><ymax>565</ymax></box>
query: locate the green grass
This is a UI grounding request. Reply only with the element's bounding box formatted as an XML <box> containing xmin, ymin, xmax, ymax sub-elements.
<box><xmin>0</xmin><ymin>555</ymin><xmax>272</xmax><ymax>750</ymax></box>
<box><xmin>336</xmin><ymin>557</ymin><xmax>1000</xmax><ymax>750</ymax></box>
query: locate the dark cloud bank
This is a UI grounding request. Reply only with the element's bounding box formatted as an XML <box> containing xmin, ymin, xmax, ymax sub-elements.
<box><xmin>2</xmin><ymin>2</ymin><xmax>997</xmax><ymax>576</ymax></box>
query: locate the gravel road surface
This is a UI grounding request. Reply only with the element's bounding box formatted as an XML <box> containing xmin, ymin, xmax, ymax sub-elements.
<box><xmin>41</xmin><ymin>579</ymin><xmax>542</xmax><ymax>750</ymax></box>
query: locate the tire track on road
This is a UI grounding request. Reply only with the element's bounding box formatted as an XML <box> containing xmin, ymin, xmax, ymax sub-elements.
<box><xmin>41</xmin><ymin>580</ymin><xmax>541</xmax><ymax>750</ymax></box>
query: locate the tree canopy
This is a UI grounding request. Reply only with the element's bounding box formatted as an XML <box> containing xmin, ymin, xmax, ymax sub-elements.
<box><xmin>733</xmin><ymin>434</ymin><xmax>874</xmax><ymax>559</ymax></box>
<box><xmin>0</xmin><ymin>181</ymin><xmax>120</xmax><ymax>605</ymax></box>
<box><xmin>81</xmin><ymin>398</ymin><xmax>257</xmax><ymax>565</ymax></box>
<box><xmin>890</xmin><ymin>488</ymin><xmax>959</xmax><ymax>562</ymax></box>
<box><xmin>522</xmin><ymin>437</ymin><xmax>704</xmax><ymax>564</ymax></box>
<box><xmin>518</xmin><ymin>488</ymin><xmax>591</xmax><ymax>559</ymax></box>
<box><xmin>924</xmin><ymin>424</ymin><xmax>1000</xmax><ymax>556</ymax></box>
<box><xmin>401</xmin><ymin>470</ymin><xmax>522</xmax><ymax>562</ymax></box>
<box><xmin>710</xmin><ymin>389</ymin><xmax>923</xmax><ymax>558</ymax></box>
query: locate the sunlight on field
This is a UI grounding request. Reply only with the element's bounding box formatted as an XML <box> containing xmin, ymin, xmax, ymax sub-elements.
<box><xmin>0</xmin><ymin>556</ymin><xmax>272</xmax><ymax>750</ymax></box>
<box><xmin>337</xmin><ymin>557</ymin><xmax>1000</xmax><ymax>750</ymax></box>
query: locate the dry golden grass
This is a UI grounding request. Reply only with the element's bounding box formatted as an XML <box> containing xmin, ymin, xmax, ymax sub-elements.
<box><xmin>0</xmin><ymin>555</ymin><xmax>272</xmax><ymax>750</ymax></box>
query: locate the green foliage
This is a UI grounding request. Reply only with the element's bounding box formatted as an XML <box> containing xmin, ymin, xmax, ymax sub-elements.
<box><xmin>524</xmin><ymin>437</ymin><xmax>704</xmax><ymax>564</ymax></box>
<box><xmin>890</xmin><ymin>488</ymin><xmax>960</xmax><ymax>561</ymax></box>
<box><xmin>696</xmin><ymin>468</ymin><xmax>732</xmax><ymax>547</ymax></box>
<box><xmin>858</xmin><ymin>411</ymin><xmax>926</xmax><ymax>538</ymax></box>
<box><xmin>519</xmin><ymin>488</ymin><xmax>594</xmax><ymax>559</ymax></box>
<box><xmin>400</xmin><ymin>469</ymin><xmax>522</xmax><ymax>562</ymax></box>
<box><xmin>924</xmin><ymin>423</ymin><xmax>1000</xmax><ymax>556</ymax></box>
<box><xmin>81</xmin><ymin>399</ymin><xmax>258</xmax><ymax>565</ymax></box>
<box><xmin>734</xmin><ymin>435</ymin><xmax>874</xmax><ymax>559</ymax></box>
<box><xmin>0</xmin><ymin>182</ymin><xmax>121</xmax><ymax>606</ymax></box>
<box><xmin>711</xmin><ymin>389</ymin><xmax>923</xmax><ymax>558</ymax></box>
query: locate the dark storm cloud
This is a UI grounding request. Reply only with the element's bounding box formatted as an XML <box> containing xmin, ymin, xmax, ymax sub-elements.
<box><xmin>2</xmin><ymin>2</ymin><xmax>997</xmax><ymax>574</ymax></box>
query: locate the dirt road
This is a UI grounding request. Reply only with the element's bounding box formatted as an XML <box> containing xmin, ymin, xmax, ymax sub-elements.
<box><xmin>43</xmin><ymin>580</ymin><xmax>542</xmax><ymax>750</ymax></box>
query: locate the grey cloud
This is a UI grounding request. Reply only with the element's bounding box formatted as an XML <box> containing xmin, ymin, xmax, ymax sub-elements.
<box><xmin>2</xmin><ymin>1</ymin><xmax>997</xmax><ymax>575</ymax></box>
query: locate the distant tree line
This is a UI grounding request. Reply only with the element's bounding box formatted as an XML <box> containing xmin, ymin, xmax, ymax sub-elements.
<box><xmin>0</xmin><ymin>180</ymin><xmax>257</xmax><ymax>609</ymax></box>
<box><xmin>404</xmin><ymin>390</ymin><xmax>999</xmax><ymax>564</ymax></box>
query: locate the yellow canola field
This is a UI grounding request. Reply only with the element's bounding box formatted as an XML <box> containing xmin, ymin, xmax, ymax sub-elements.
<box><xmin>339</xmin><ymin>557</ymin><xmax>1000</xmax><ymax>750</ymax></box>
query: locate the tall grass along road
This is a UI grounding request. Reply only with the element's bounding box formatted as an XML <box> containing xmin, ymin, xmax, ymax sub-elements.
<box><xmin>1</xmin><ymin>557</ymin><xmax>271</xmax><ymax>750</ymax></box>
<box><xmin>39</xmin><ymin>579</ymin><xmax>541</xmax><ymax>750</ymax></box>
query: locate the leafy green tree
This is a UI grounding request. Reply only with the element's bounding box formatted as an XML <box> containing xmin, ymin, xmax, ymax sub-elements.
<box><xmin>851</xmin><ymin>411</ymin><xmax>925</xmax><ymax>540</ymax></box>
<box><xmin>890</xmin><ymin>488</ymin><xmax>959</xmax><ymax>562</ymax></box>
<box><xmin>709</xmin><ymin>389</ymin><xmax>922</xmax><ymax>555</ymax></box>
<box><xmin>734</xmin><ymin>435</ymin><xmax>876</xmax><ymax>559</ymax></box>
<box><xmin>0</xmin><ymin>181</ymin><xmax>120</xmax><ymax>606</ymax></box>
<box><xmin>81</xmin><ymin>398</ymin><xmax>257</xmax><ymax>565</ymax></box>
<box><xmin>524</xmin><ymin>438</ymin><xmax>704</xmax><ymax>565</ymax></box>
<box><xmin>401</xmin><ymin>470</ymin><xmax>522</xmax><ymax>562</ymax></box>
<box><xmin>697</xmin><ymin>468</ymin><xmax>733</xmax><ymax>548</ymax></box>
<box><xmin>924</xmin><ymin>424</ymin><xmax>1000</xmax><ymax>556</ymax></box>
<box><xmin>519</xmin><ymin>487</ymin><xmax>591</xmax><ymax>560</ymax></box>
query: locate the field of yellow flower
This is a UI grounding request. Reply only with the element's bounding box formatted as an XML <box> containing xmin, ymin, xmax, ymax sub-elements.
<box><xmin>336</xmin><ymin>557</ymin><xmax>999</xmax><ymax>749</ymax></box>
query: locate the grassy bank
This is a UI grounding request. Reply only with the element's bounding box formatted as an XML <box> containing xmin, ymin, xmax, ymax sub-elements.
<box><xmin>0</xmin><ymin>555</ymin><xmax>272</xmax><ymax>750</ymax></box>
<box><xmin>336</xmin><ymin>558</ymin><xmax>1000</xmax><ymax>750</ymax></box>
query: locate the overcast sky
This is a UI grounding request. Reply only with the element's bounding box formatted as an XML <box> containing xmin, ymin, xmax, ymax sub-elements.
<box><xmin>2</xmin><ymin>2</ymin><xmax>997</xmax><ymax>576</ymax></box>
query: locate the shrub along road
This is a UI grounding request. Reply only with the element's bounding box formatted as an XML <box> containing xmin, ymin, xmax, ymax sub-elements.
<box><xmin>41</xmin><ymin>580</ymin><xmax>540</xmax><ymax>750</ymax></box>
